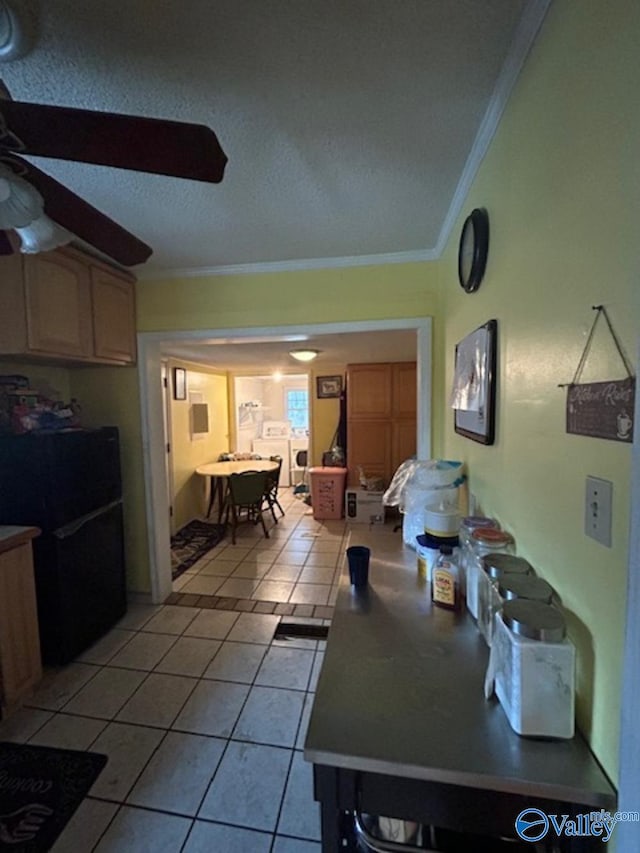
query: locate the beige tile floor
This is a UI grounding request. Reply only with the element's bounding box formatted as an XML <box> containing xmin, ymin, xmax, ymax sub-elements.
<box><xmin>0</xmin><ymin>489</ymin><xmax>403</xmax><ymax>852</ymax></box>
<box><xmin>170</xmin><ymin>490</ymin><xmax>345</xmax><ymax>618</ymax></box>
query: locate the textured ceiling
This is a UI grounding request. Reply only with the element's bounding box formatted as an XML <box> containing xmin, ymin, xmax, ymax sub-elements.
<box><xmin>163</xmin><ymin>329</ymin><xmax>417</xmax><ymax>373</ymax></box>
<box><xmin>0</xmin><ymin>0</ymin><xmax>543</xmax><ymax>275</ymax></box>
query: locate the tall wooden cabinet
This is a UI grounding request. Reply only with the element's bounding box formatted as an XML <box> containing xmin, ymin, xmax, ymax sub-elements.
<box><xmin>346</xmin><ymin>361</ymin><xmax>417</xmax><ymax>487</ymax></box>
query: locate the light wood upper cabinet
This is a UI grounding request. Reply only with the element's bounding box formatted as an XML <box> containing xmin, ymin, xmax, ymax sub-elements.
<box><xmin>91</xmin><ymin>266</ymin><xmax>137</xmax><ymax>363</ymax></box>
<box><xmin>24</xmin><ymin>251</ymin><xmax>93</xmax><ymax>359</ymax></box>
<box><xmin>0</xmin><ymin>247</ymin><xmax>136</xmax><ymax>365</ymax></box>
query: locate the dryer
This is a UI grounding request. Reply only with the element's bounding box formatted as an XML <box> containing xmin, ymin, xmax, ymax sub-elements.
<box><xmin>252</xmin><ymin>438</ymin><xmax>291</xmax><ymax>485</ymax></box>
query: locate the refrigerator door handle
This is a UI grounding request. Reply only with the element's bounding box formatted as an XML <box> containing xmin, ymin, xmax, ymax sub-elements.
<box><xmin>53</xmin><ymin>499</ymin><xmax>123</xmax><ymax>539</ymax></box>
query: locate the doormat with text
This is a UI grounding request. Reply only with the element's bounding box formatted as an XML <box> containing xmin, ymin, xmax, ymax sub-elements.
<box><xmin>171</xmin><ymin>520</ymin><xmax>226</xmax><ymax>580</ymax></box>
<box><xmin>0</xmin><ymin>741</ymin><xmax>107</xmax><ymax>852</ymax></box>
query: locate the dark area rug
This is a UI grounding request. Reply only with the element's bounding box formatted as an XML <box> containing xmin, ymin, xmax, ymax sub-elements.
<box><xmin>274</xmin><ymin>622</ymin><xmax>330</xmax><ymax>640</ymax></box>
<box><xmin>171</xmin><ymin>519</ymin><xmax>226</xmax><ymax>580</ymax></box>
<box><xmin>0</xmin><ymin>741</ymin><xmax>107</xmax><ymax>852</ymax></box>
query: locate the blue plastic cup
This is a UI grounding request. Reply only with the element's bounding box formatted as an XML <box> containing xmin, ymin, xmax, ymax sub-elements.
<box><xmin>346</xmin><ymin>546</ymin><xmax>371</xmax><ymax>587</ymax></box>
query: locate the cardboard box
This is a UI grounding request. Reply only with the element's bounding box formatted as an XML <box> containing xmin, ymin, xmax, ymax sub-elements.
<box><xmin>345</xmin><ymin>489</ymin><xmax>385</xmax><ymax>524</ymax></box>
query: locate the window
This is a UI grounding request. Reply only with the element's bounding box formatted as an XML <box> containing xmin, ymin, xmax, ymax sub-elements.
<box><xmin>286</xmin><ymin>388</ymin><xmax>309</xmax><ymax>430</ymax></box>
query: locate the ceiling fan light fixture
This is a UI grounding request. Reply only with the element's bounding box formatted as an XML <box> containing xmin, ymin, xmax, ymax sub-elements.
<box><xmin>289</xmin><ymin>349</ymin><xmax>320</xmax><ymax>362</ymax></box>
<box><xmin>15</xmin><ymin>213</ymin><xmax>73</xmax><ymax>254</ymax></box>
<box><xmin>0</xmin><ymin>1</ymin><xmax>28</xmax><ymax>63</ymax></box>
<box><xmin>0</xmin><ymin>163</ymin><xmax>43</xmax><ymax>229</ymax></box>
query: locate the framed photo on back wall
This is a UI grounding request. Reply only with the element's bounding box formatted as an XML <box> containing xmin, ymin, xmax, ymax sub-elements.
<box><xmin>316</xmin><ymin>375</ymin><xmax>342</xmax><ymax>399</ymax></box>
<box><xmin>173</xmin><ymin>367</ymin><xmax>187</xmax><ymax>400</ymax></box>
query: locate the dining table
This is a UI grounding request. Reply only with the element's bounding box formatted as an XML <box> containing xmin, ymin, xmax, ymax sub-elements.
<box><xmin>195</xmin><ymin>459</ymin><xmax>279</xmax><ymax>523</ymax></box>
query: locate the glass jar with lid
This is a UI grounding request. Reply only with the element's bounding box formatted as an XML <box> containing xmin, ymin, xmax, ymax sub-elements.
<box><xmin>458</xmin><ymin>516</ymin><xmax>499</xmax><ymax>595</ymax></box>
<box><xmin>466</xmin><ymin>528</ymin><xmax>515</xmax><ymax>621</ymax></box>
<box><xmin>477</xmin><ymin>554</ymin><xmax>533</xmax><ymax>645</ymax></box>
<box><xmin>498</xmin><ymin>574</ymin><xmax>554</xmax><ymax>604</ymax></box>
<box><xmin>490</xmin><ymin>599</ymin><xmax>575</xmax><ymax>738</ymax></box>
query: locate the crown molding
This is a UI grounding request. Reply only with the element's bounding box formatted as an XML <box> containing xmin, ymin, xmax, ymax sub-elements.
<box><xmin>137</xmin><ymin>247</ymin><xmax>439</xmax><ymax>280</ymax></box>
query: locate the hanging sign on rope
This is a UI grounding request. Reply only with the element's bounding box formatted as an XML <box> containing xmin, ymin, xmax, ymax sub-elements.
<box><xmin>561</xmin><ymin>306</ymin><xmax>635</xmax><ymax>443</ymax></box>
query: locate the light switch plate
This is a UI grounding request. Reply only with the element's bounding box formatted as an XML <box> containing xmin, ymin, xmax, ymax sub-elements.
<box><xmin>585</xmin><ymin>476</ymin><xmax>612</xmax><ymax>547</ymax></box>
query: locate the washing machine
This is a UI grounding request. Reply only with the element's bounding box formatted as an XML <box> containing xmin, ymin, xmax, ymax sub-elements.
<box><xmin>252</xmin><ymin>438</ymin><xmax>291</xmax><ymax>485</ymax></box>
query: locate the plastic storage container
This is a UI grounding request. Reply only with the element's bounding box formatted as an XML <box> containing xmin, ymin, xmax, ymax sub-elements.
<box><xmin>424</xmin><ymin>504</ymin><xmax>461</xmax><ymax>538</ymax></box>
<box><xmin>309</xmin><ymin>467</ymin><xmax>348</xmax><ymax>520</ymax></box>
<box><xmin>466</xmin><ymin>529</ymin><xmax>515</xmax><ymax>621</ymax></box>
<box><xmin>490</xmin><ymin>600</ymin><xmax>575</xmax><ymax>739</ymax></box>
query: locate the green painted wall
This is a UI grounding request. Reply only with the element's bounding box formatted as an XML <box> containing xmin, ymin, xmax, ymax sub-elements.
<box><xmin>106</xmin><ymin>262</ymin><xmax>441</xmax><ymax>593</ymax></box>
<box><xmin>0</xmin><ymin>361</ymin><xmax>71</xmax><ymax>402</ymax></box>
<box><xmin>440</xmin><ymin>0</ymin><xmax>638</xmax><ymax>783</ymax></box>
<box><xmin>58</xmin><ymin>0</ymin><xmax>637</xmax><ymax>785</ymax></box>
<box><xmin>136</xmin><ymin>263</ymin><xmax>441</xmax><ymax>335</ymax></box>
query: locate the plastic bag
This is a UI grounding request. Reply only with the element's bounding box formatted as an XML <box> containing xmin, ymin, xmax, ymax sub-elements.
<box><xmin>383</xmin><ymin>459</ymin><xmax>464</xmax><ymax>508</ymax></box>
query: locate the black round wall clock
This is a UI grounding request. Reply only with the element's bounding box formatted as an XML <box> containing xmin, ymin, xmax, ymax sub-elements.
<box><xmin>458</xmin><ymin>207</ymin><xmax>489</xmax><ymax>293</ymax></box>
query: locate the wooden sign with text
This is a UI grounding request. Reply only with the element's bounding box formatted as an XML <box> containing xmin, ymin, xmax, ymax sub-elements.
<box><xmin>566</xmin><ymin>377</ymin><xmax>635</xmax><ymax>442</ymax></box>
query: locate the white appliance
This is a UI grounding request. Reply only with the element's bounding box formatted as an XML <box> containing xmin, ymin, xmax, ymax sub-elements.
<box><xmin>290</xmin><ymin>437</ymin><xmax>309</xmax><ymax>486</ymax></box>
<box><xmin>252</xmin><ymin>438</ymin><xmax>291</xmax><ymax>485</ymax></box>
<box><xmin>261</xmin><ymin>420</ymin><xmax>290</xmax><ymax>438</ymax></box>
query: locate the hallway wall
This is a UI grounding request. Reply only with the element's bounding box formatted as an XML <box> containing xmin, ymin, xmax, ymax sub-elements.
<box><xmin>168</xmin><ymin>360</ymin><xmax>230</xmax><ymax>531</ymax></box>
<box><xmin>440</xmin><ymin>0</ymin><xmax>639</xmax><ymax>782</ymax></box>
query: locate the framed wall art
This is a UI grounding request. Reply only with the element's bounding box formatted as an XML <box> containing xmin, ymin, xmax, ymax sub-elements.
<box><xmin>173</xmin><ymin>367</ymin><xmax>187</xmax><ymax>400</ymax></box>
<box><xmin>451</xmin><ymin>319</ymin><xmax>497</xmax><ymax>445</ymax></box>
<box><xmin>316</xmin><ymin>375</ymin><xmax>342</xmax><ymax>399</ymax></box>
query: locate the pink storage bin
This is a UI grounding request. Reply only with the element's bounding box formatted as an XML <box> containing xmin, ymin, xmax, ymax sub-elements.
<box><xmin>309</xmin><ymin>467</ymin><xmax>348</xmax><ymax>520</ymax></box>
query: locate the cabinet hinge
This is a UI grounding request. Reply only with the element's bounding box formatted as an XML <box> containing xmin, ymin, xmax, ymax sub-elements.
<box><xmin>166</xmin><ymin>442</ymin><xmax>171</xmax><ymax>454</ymax></box>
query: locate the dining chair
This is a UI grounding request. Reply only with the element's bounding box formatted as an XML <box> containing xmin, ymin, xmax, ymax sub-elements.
<box><xmin>224</xmin><ymin>470</ymin><xmax>270</xmax><ymax>545</ymax></box>
<box><xmin>263</xmin><ymin>455</ymin><xmax>285</xmax><ymax>523</ymax></box>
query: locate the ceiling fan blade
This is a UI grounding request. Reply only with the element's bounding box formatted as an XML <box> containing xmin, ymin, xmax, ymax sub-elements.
<box><xmin>0</xmin><ymin>230</ymin><xmax>15</xmax><ymax>254</ymax></box>
<box><xmin>15</xmin><ymin>159</ymin><xmax>152</xmax><ymax>266</ymax></box>
<box><xmin>1</xmin><ymin>100</ymin><xmax>227</xmax><ymax>183</ymax></box>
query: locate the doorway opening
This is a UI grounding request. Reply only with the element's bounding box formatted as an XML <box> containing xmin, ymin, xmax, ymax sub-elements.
<box><xmin>138</xmin><ymin>317</ymin><xmax>432</xmax><ymax>604</ymax></box>
<box><xmin>234</xmin><ymin>372</ymin><xmax>310</xmax><ymax>490</ymax></box>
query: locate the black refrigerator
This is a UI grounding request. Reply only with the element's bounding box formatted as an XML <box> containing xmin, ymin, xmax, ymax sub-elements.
<box><xmin>0</xmin><ymin>427</ymin><xmax>127</xmax><ymax>665</ymax></box>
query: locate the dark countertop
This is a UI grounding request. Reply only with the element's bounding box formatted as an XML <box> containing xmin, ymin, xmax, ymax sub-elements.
<box><xmin>0</xmin><ymin>525</ymin><xmax>40</xmax><ymax>556</ymax></box>
<box><xmin>304</xmin><ymin>546</ymin><xmax>616</xmax><ymax>809</ymax></box>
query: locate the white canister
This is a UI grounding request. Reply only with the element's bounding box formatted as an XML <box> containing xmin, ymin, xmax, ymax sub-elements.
<box><xmin>424</xmin><ymin>504</ymin><xmax>460</xmax><ymax>538</ymax></box>
<box><xmin>491</xmin><ymin>600</ymin><xmax>575</xmax><ymax>739</ymax></box>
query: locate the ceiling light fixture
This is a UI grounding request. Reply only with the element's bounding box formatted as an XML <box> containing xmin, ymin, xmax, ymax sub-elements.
<box><xmin>0</xmin><ymin>1</ymin><xmax>28</xmax><ymax>63</ymax></box>
<box><xmin>289</xmin><ymin>349</ymin><xmax>320</xmax><ymax>362</ymax></box>
<box><xmin>0</xmin><ymin>162</ymin><xmax>73</xmax><ymax>253</ymax></box>
<box><xmin>15</xmin><ymin>214</ymin><xmax>73</xmax><ymax>254</ymax></box>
